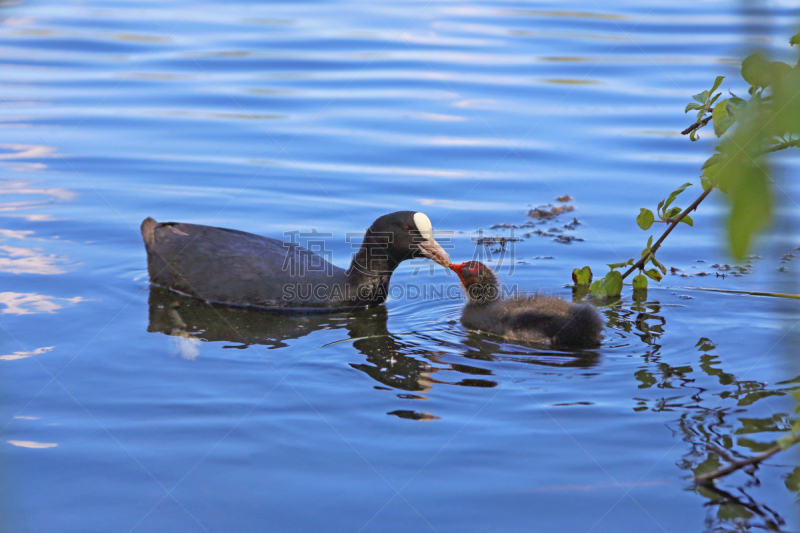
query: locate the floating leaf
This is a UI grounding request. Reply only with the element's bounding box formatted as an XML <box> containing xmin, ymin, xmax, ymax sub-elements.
<box><xmin>589</xmin><ymin>279</ymin><xmax>606</xmax><ymax>298</ymax></box>
<box><xmin>572</xmin><ymin>266</ymin><xmax>593</xmax><ymax>285</ymax></box>
<box><xmin>644</xmin><ymin>268</ymin><xmax>662</xmax><ymax>282</ymax></box>
<box><xmin>603</xmin><ymin>271</ymin><xmax>623</xmax><ymax>298</ymax></box>
<box><xmin>632</xmin><ymin>274</ymin><xmax>648</xmax><ymax>290</ymax></box>
<box><xmin>637</xmin><ymin>208</ymin><xmax>654</xmax><ymax>230</ymax></box>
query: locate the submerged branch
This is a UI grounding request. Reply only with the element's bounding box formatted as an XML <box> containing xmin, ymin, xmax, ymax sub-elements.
<box><xmin>621</xmin><ymin>188</ymin><xmax>713</xmax><ymax>280</ymax></box>
<box><xmin>694</xmin><ymin>434</ymin><xmax>800</xmax><ymax>485</ymax></box>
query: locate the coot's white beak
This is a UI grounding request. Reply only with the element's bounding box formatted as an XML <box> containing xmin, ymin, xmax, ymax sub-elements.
<box><xmin>413</xmin><ymin>212</ymin><xmax>451</xmax><ymax>268</ymax></box>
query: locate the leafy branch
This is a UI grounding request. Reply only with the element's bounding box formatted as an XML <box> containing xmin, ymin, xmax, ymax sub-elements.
<box><xmin>573</xmin><ymin>32</ymin><xmax>800</xmax><ymax>301</ymax></box>
<box><xmin>621</xmin><ymin>188</ymin><xmax>712</xmax><ymax>280</ymax></box>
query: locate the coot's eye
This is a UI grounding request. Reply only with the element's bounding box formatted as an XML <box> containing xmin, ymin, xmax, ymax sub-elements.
<box><xmin>403</xmin><ymin>225</ymin><xmax>410</xmax><ymax>232</ymax></box>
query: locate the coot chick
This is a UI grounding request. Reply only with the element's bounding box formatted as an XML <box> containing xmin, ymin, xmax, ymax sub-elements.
<box><xmin>450</xmin><ymin>261</ymin><xmax>603</xmax><ymax>347</ymax></box>
<box><xmin>142</xmin><ymin>211</ymin><xmax>450</xmax><ymax>310</ymax></box>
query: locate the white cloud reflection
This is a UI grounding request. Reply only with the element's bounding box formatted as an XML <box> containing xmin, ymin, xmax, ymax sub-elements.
<box><xmin>171</xmin><ymin>335</ymin><xmax>201</xmax><ymax>361</ymax></box>
<box><xmin>0</xmin><ymin>244</ymin><xmax>68</xmax><ymax>274</ymax></box>
<box><xmin>0</xmin><ymin>292</ymin><xmax>85</xmax><ymax>314</ymax></box>
<box><xmin>0</xmin><ymin>345</ymin><xmax>53</xmax><ymax>361</ymax></box>
<box><xmin>7</xmin><ymin>440</ymin><xmax>57</xmax><ymax>449</ymax></box>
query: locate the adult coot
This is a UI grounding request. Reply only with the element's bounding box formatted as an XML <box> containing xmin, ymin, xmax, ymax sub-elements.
<box><xmin>450</xmin><ymin>261</ymin><xmax>603</xmax><ymax>347</ymax></box>
<box><xmin>142</xmin><ymin>211</ymin><xmax>450</xmax><ymax>310</ymax></box>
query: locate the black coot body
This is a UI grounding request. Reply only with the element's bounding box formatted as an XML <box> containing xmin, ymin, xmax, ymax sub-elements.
<box><xmin>141</xmin><ymin>211</ymin><xmax>450</xmax><ymax>311</ymax></box>
<box><xmin>451</xmin><ymin>261</ymin><xmax>603</xmax><ymax>347</ymax></box>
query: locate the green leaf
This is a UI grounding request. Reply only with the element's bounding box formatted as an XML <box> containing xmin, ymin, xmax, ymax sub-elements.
<box><xmin>791</xmin><ymin>33</ymin><xmax>800</xmax><ymax>47</ymax></box>
<box><xmin>603</xmin><ymin>271</ymin><xmax>623</xmax><ymax>298</ymax></box>
<box><xmin>712</xmin><ymin>99</ymin><xmax>734</xmax><ymax>137</ymax></box>
<box><xmin>664</xmin><ymin>182</ymin><xmax>693</xmax><ymax>210</ymax></box>
<box><xmin>702</xmin><ymin>153</ymin><xmax>722</xmax><ymax>170</ymax></box>
<box><xmin>695</xmin><ymin>109</ymin><xmax>706</xmax><ymax>122</ymax></box>
<box><xmin>701</xmin><ymin>176</ymin><xmax>714</xmax><ymax>192</ymax></box>
<box><xmin>770</xmin><ymin>58</ymin><xmax>800</xmax><ymax>137</ymax></box>
<box><xmin>720</xmin><ymin>126</ymin><xmax>773</xmax><ymax>261</ymax></box>
<box><xmin>664</xmin><ymin>206</ymin><xmax>682</xmax><ymax>219</ymax></box>
<box><xmin>637</xmin><ymin>208</ymin><xmax>654</xmax><ymax>230</ymax></box>
<box><xmin>786</xmin><ymin>466</ymin><xmax>800</xmax><ymax>492</ymax></box>
<box><xmin>632</xmin><ymin>274</ymin><xmax>648</xmax><ymax>290</ymax></box>
<box><xmin>647</xmin><ymin>235</ymin><xmax>653</xmax><ymax>248</ymax></box>
<box><xmin>794</xmin><ymin>421</ymin><xmax>800</xmax><ymax>435</ymax></box>
<box><xmin>685</xmin><ymin>102</ymin><xmax>702</xmax><ymax>113</ymax></box>
<box><xmin>589</xmin><ymin>279</ymin><xmax>606</xmax><ymax>298</ymax></box>
<box><xmin>689</xmin><ymin>129</ymin><xmax>699</xmax><ymax>142</ymax></box>
<box><xmin>728</xmin><ymin>176</ymin><xmax>772</xmax><ymax>261</ymax></box>
<box><xmin>651</xmin><ymin>256</ymin><xmax>667</xmax><ymax>275</ymax></box>
<box><xmin>692</xmin><ymin>90</ymin><xmax>709</xmax><ymax>104</ymax></box>
<box><xmin>572</xmin><ymin>266</ymin><xmax>593</xmax><ymax>285</ymax></box>
<box><xmin>607</xmin><ymin>259</ymin><xmax>633</xmax><ymax>270</ymax></box>
<box><xmin>777</xmin><ymin>434</ymin><xmax>796</xmax><ymax>451</ymax></box>
<box><xmin>680</xmin><ymin>214</ymin><xmax>694</xmax><ymax>226</ymax></box>
<box><xmin>708</xmin><ymin>92</ymin><xmax>721</xmax><ymax>106</ymax></box>
<box><xmin>741</xmin><ymin>52</ymin><xmax>772</xmax><ymax>88</ymax></box>
<box><xmin>710</xmin><ymin>75</ymin><xmax>725</xmax><ymax>93</ymax></box>
<box><xmin>644</xmin><ymin>268</ymin><xmax>662</xmax><ymax>282</ymax></box>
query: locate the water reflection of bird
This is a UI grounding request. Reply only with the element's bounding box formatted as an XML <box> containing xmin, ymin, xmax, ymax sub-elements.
<box><xmin>450</xmin><ymin>261</ymin><xmax>603</xmax><ymax>348</ymax></box>
<box><xmin>140</xmin><ymin>211</ymin><xmax>450</xmax><ymax>311</ymax></box>
<box><xmin>146</xmin><ymin>287</ymin><xmax>481</xmax><ymax>391</ymax></box>
<box><xmin>147</xmin><ymin>288</ymin><xmax>597</xmax><ymax>422</ymax></box>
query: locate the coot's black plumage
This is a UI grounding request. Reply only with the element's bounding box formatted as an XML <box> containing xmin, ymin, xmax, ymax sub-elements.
<box><xmin>141</xmin><ymin>211</ymin><xmax>450</xmax><ymax>310</ymax></box>
<box><xmin>451</xmin><ymin>261</ymin><xmax>603</xmax><ymax>347</ymax></box>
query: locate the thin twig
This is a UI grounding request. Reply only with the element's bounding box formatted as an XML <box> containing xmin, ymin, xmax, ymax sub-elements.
<box><xmin>681</xmin><ymin>109</ymin><xmax>715</xmax><ymax>136</ymax></box>
<box><xmin>694</xmin><ymin>435</ymin><xmax>800</xmax><ymax>484</ymax></box>
<box><xmin>621</xmin><ymin>188</ymin><xmax>713</xmax><ymax>280</ymax></box>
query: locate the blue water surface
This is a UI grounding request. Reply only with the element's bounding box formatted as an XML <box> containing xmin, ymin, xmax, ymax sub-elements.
<box><xmin>1</xmin><ymin>0</ymin><xmax>800</xmax><ymax>531</ymax></box>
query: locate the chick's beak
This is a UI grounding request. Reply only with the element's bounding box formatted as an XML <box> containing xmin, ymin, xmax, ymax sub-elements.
<box><xmin>449</xmin><ymin>262</ymin><xmax>464</xmax><ymax>280</ymax></box>
<box><xmin>417</xmin><ymin>238</ymin><xmax>451</xmax><ymax>268</ymax></box>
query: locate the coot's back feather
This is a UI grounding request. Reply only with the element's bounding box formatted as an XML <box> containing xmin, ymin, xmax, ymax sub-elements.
<box><xmin>141</xmin><ymin>211</ymin><xmax>451</xmax><ymax>310</ymax></box>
